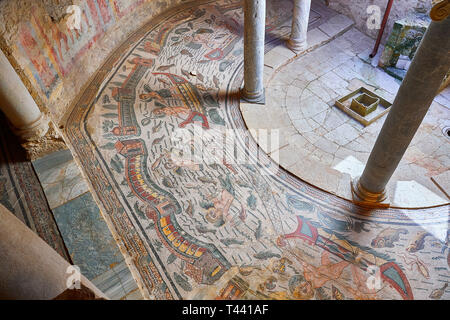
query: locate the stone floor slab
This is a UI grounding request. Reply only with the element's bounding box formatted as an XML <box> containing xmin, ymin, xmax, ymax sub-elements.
<box><xmin>256</xmin><ymin>26</ymin><xmax>450</xmax><ymax>208</ymax></box>
<box><xmin>33</xmin><ymin>149</ymin><xmax>90</xmax><ymax>209</ymax></box>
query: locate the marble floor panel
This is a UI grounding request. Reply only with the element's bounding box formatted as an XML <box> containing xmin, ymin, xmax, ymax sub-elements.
<box><xmin>257</xmin><ymin>26</ymin><xmax>450</xmax><ymax>208</ymax></box>
<box><xmin>33</xmin><ymin>149</ymin><xmax>90</xmax><ymax>209</ymax></box>
<box><xmin>0</xmin><ymin>112</ymin><xmax>69</xmax><ymax>260</ymax></box>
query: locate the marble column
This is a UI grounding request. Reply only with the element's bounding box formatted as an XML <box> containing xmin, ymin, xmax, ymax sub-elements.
<box><xmin>0</xmin><ymin>51</ymin><xmax>49</xmax><ymax>141</ymax></box>
<box><xmin>241</xmin><ymin>0</ymin><xmax>266</xmax><ymax>104</ymax></box>
<box><xmin>287</xmin><ymin>0</ymin><xmax>311</xmax><ymax>53</ymax></box>
<box><xmin>0</xmin><ymin>204</ymin><xmax>106</xmax><ymax>299</ymax></box>
<box><xmin>352</xmin><ymin>16</ymin><xmax>450</xmax><ymax>206</ymax></box>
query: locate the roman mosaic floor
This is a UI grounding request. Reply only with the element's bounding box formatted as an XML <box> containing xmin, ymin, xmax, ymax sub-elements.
<box><xmin>29</xmin><ymin>0</ymin><xmax>449</xmax><ymax>300</ymax></box>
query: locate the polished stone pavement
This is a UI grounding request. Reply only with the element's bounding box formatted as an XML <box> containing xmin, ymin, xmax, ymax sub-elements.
<box><xmin>242</xmin><ymin>25</ymin><xmax>450</xmax><ymax>208</ymax></box>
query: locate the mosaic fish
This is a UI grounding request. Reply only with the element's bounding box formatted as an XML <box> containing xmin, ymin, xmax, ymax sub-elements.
<box><xmin>317</xmin><ymin>211</ymin><xmax>369</xmax><ymax>234</ymax></box>
<box><xmin>185</xmin><ymin>200</ymin><xmax>193</xmax><ymax>217</ymax></box>
<box><xmin>239</xmin><ymin>204</ymin><xmax>247</xmax><ymax>222</ymax></box>
<box><xmin>213</xmin><ymin>75</ymin><xmax>220</xmax><ymax>88</ymax></box>
<box><xmin>286</xmin><ymin>195</ymin><xmax>315</xmax><ymax>212</ymax></box>
<box><xmin>218</xmin><ymin>175</ymin><xmax>235</xmax><ymax>197</ymax></box>
<box><xmin>371</xmin><ymin>228</ymin><xmax>408</xmax><ymax>248</ymax></box>
<box><xmin>235</xmin><ymin>178</ymin><xmax>252</xmax><ymax>189</ymax></box>
<box><xmin>157</xmin><ymin>78</ymin><xmax>171</xmax><ymax>86</ymax></box>
<box><xmin>208</xmin><ymin>108</ymin><xmax>225</xmax><ymax>126</ymax></box>
<box><xmin>134</xmin><ymin>202</ymin><xmax>146</xmax><ymax>220</ymax></box>
<box><xmin>247</xmin><ymin>194</ymin><xmax>257</xmax><ymax>210</ymax></box>
<box><xmin>198</xmin><ymin>176</ymin><xmax>216</xmax><ymax>185</ymax></box>
<box><xmin>196</xmin><ymin>224</ymin><xmax>216</xmax><ymax>235</ymax></box>
<box><xmin>167</xmin><ymin>253</ymin><xmax>177</xmax><ymax>264</ymax></box>
<box><xmin>157</xmin><ymin>64</ymin><xmax>175</xmax><ymax>71</ymax></box>
<box><xmin>174</xmin><ymin>167</ymin><xmax>184</xmax><ymax>176</ymax></box>
<box><xmin>180</xmin><ymin>49</ymin><xmax>193</xmax><ymax>57</ymax></box>
<box><xmin>151</xmin><ymin>154</ymin><xmax>164</xmax><ymax>171</ymax></box>
<box><xmin>162</xmin><ymin>177</ymin><xmax>175</xmax><ymax>188</ymax></box>
<box><xmin>429</xmin><ymin>283</ymin><xmax>448</xmax><ymax>300</ymax></box>
<box><xmin>153</xmin><ymin>239</ymin><xmax>163</xmax><ymax>252</ymax></box>
<box><xmin>181</xmin><ymin>69</ymin><xmax>191</xmax><ymax>78</ymax></box>
<box><xmin>220</xmin><ymin>238</ymin><xmax>244</xmax><ymax>246</ymax></box>
<box><xmin>253</xmin><ymin>251</ymin><xmax>281</xmax><ymax>260</ymax></box>
<box><xmin>102</xmin><ymin>104</ymin><xmax>118</xmax><ymax>110</ymax></box>
<box><xmin>100</xmin><ymin>142</ymin><xmax>116</xmax><ymax>150</ymax></box>
<box><xmin>219</xmin><ymin>60</ymin><xmax>232</xmax><ymax>72</ymax></box>
<box><xmin>185</xmin><ymin>183</ymin><xmax>200</xmax><ymax>189</ymax></box>
<box><xmin>152</xmin><ymin>121</ymin><xmax>163</xmax><ymax>133</ymax></box>
<box><xmin>239</xmin><ymin>265</ymin><xmax>256</xmax><ymax>276</ymax></box>
<box><xmin>110</xmin><ymin>155</ymin><xmax>123</xmax><ymax>173</ymax></box>
<box><xmin>102</xmin><ymin>112</ymin><xmax>118</xmax><ymax>119</ymax></box>
<box><xmin>254</xmin><ymin>219</ymin><xmax>262</xmax><ymax>240</ymax></box>
<box><xmin>214</xmin><ymin>33</ymin><xmax>227</xmax><ymax>39</ymax></box>
<box><xmin>243</xmin><ymin>164</ymin><xmax>256</xmax><ymax>173</ymax></box>
<box><xmin>174</xmin><ymin>272</ymin><xmax>192</xmax><ymax>292</ymax></box>
<box><xmin>407</xmin><ymin>231</ymin><xmax>431</xmax><ymax>253</ymax></box>
<box><xmin>152</xmin><ymin>135</ymin><xmax>165</xmax><ymax>147</ymax></box>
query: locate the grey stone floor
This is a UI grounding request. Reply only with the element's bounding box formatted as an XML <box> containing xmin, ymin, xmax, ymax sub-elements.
<box><xmin>242</xmin><ymin>25</ymin><xmax>450</xmax><ymax>208</ymax></box>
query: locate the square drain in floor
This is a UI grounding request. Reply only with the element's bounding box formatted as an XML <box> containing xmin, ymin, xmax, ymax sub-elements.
<box><xmin>335</xmin><ymin>87</ymin><xmax>392</xmax><ymax>126</ymax></box>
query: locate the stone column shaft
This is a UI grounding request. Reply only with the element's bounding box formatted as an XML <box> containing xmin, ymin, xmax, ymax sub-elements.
<box><xmin>353</xmin><ymin>17</ymin><xmax>450</xmax><ymax>204</ymax></box>
<box><xmin>242</xmin><ymin>0</ymin><xmax>266</xmax><ymax>103</ymax></box>
<box><xmin>287</xmin><ymin>0</ymin><xmax>311</xmax><ymax>53</ymax></box>
<box><xmin>0</xmin><ymin>51</ymin><xmax>48</xmax><ymax>140</ymax></box>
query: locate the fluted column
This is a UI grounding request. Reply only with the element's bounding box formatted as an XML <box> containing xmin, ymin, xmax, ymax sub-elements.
<box><xmin>352</xmin><ymin>15</ymin><xmax>450</xmax><ymax>206</ymax></box>
<box><xmin>241</xmin><ymin>0</ymin><xmax>266</xmax><ymax>104</ymax></box>
<box><xmin>287</xmin><ymin>0</ymin><xmax>311</xmax><ymax>53</ymax></box>
<box><xmin>0</xmin><ymin>50</ymin><xmax>49</xmax><ymax>141</ymax></box>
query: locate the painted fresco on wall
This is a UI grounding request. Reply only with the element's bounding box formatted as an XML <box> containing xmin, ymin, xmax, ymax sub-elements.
<box><xmin>13</xmin><ymin>0</ymin><xmax>162</xmax><ymax>98</ymax></box>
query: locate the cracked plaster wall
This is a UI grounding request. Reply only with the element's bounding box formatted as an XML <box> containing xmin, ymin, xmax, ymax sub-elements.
<box><xmin>0</xmin><ymin>0</ymin><xmax>188</xmax><ymax>128</ymax></box>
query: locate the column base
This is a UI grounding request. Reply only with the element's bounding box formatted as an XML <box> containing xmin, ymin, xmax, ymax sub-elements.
<box><xmin>351</xmin><ymin>177</ymin><xmax>390</xmax><ymax>208</ymax></box>
<box><xmin>20</xmin><ymin>122</ymin><xmax>66</xmax><ymax>160</ymax></box>
<box><xmin>286</xmin><ymin>39</ymin><xmax>308</xmax><ymax>54</ymax></box>
<box><xmin>240</xmin><ymin>88</ymin><xmax>266</xmax><ymax>105</ymax></box>
<box><xmin>11</xmin><ymin>113</ymin><xmax>50</xmax><ymax>142</ymax></box>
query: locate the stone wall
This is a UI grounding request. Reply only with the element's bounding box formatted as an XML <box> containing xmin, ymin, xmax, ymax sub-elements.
<box><xmin>0</xmin><ymin>0</ymin><xmax>188</xmax><ymax>124</ymax></box>
<box><xmin>327</xmin><ymin>0</ymin><xmax>432</xmax><ymax>44</ymax></box>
